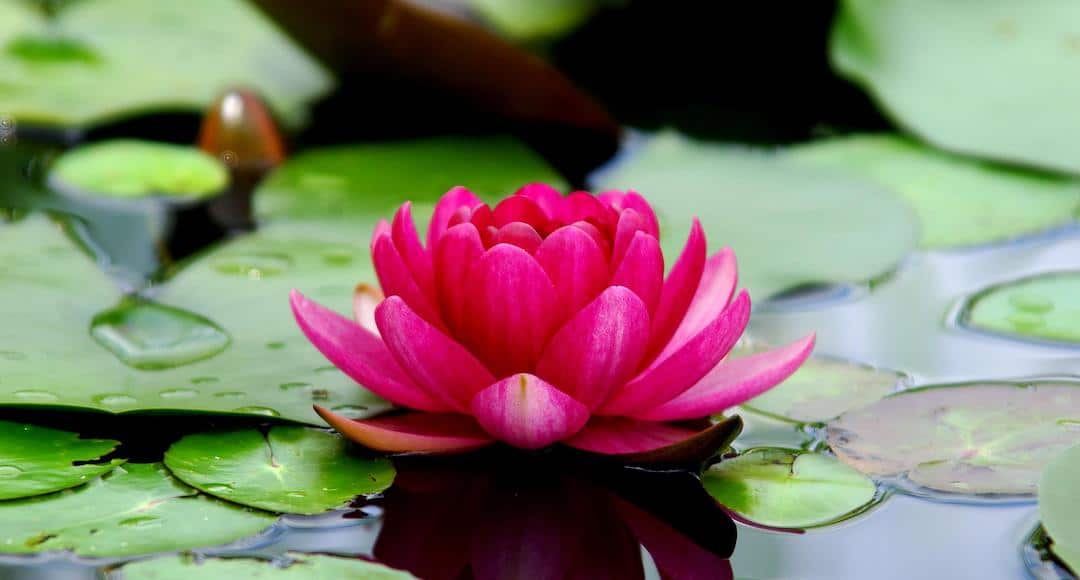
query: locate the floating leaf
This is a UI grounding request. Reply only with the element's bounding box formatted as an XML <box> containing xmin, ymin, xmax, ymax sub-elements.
<box><xmin>471</xmin><ymin>0</ymin><xmax>601</xmax><ymax>42</ymax></box>
<box><xmin>0</xmin><ymin>0</ymin><xmax>331</xmax><ymax>128</ymax></box>
<box><xmin>831</xmin><ymin>0</ymin><xmax>1080</xmax><ymax>175</ymax></box>
<box><xmin>1039</xmin><ymin>443</ymin><xmax>1080</xmax><ymax>575</ymax></box>
<box><xmin>0</xmin><ymin>420</ymin><xmax>122</xmax><ymax>500</ymax></box>
<box><xmin>827</xmin><ymin>382</ymin><xmax>1080</xmax><ymax>496</ymax></box>
<box><xmin>703</xmin><ymin>447</ymin><xmax>877</xmax><ymax>528</ymax></box>
<box><xmin>597</xmin><ymin>132</ymin><xmax>919</xmax><ymax>299</ymax></box>
<box><xmin>164</xmin><ymin>426</ymin><xmax>395</xmax><ymax>515</ymax></box>
<box><xmin>724</xmin><ymin>411</ymin><xmax>814</xmax><ymax>451</ymax></box>
<box><xmin>49</xmin><ymin>140</ymin><xmax>228</xmax><ymax>201</ymax></box>
<box><xmin>787</xmin><ymin>135</ymin><xmax>1080</xmax><ymax>248</ymax></box>
<box><xmin>113</xmin><ymin>552</ymin><xmax>416</xmax><ymax>579</ymax></box>
<box><xmin>0</xmin><ymin>463</ymin><xmax>275</xmax><ymax>557</ymax></box>
<box><xmin>959</xmin><ymin>272</ymin><xmax>1080</xmax><ymax>345</ymax></box>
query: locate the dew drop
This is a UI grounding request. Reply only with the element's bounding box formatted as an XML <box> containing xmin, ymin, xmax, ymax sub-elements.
<box><xmin>1057</xmin><ymin>419</ymin><xmax>1080</xmax><ymax>431</ymax></box>
<box><xmin>0</xmin><ymin>465</ymin><xmax>23</xmax><ymax>479</ymax></box>
<box><xmin>192</xmin><ymin>376</ymin><xmax>220</xmax><ymax>385</ymax></box>
<box><xmin>265</xmin><ymin>341</ymin><xmax>286</xmax><ymax>350</ymax></box>
<box><xmin>159</xmin><ymin>388</ymin><xmax>199</xmax><ymax>399</ymax></box>
<box><xmin>204</xmin><ymin>483</ymin><xmax>235</xmax><ymax>494</ymax></box>
<box><xmin>321</xmin><ymin>247</ymin><xmax>354</xmax><ymax>266</ymax></box>
<box><xmin>286</xmin><ymin>491</ymin><xmax>307</xmax><ymax>498</ymax></box>
<box><xmin>232</xmin><ymin>406</ymin><xmax>280</xmax><ymax>417</ymax></box>
<box><xmin>279</xmin><ymin>382</ymin><xmax>311</xmax><ymax>391</ymax></box>
<box><xmin>213</xmin><ymin>391</ymin><xmax>245</xmax><ymax>399</ymax></box>
<box><xmin>93</xmin><ymin>394</ymin><xmax>137</xmax><ymax>407</ymax></box>
<box><xmin>311</xmin><ymin>389</ymin><xmax>330</xmax><ymax>401</ymax></box>
<box><xmin>1008</xmin><ymin>292</ymin><xmax>1053</xmax><ymax>314</ymax></box>
<box><xmin>0</xmin><ymin>350</ymin><xmax>27</xmax><ymax>361</ymax></box>
<box><xmin>1006</xmin><ymin>312</ymin><xmax>1045</xmax><ymax>330</ymax></box>
<box><xmin>211</xmin><ymin>252</ymin><xmax>292</xmax><ymax>278</ymax></box>
<box><xmin>90</xmin><ymin>301</ymin><xmax>230</xmax><ymax>370</ymax></box>
<box><xmin>12</xmin><ymin>390</ymin><xmax>59</xmax><ymax>402</ymax></box>
<box><xmin>314</xmin><ymin>365</ymin><xmax>338</xmax><ymax>375</ymax></box>
<box><xmin>330</xmin><ymin>405</ymin><xmax>369</xmax><ymax>419</ymax></box>
<box><xmin>118</xmin><ymin>516</ymin><xmax>161</xmax><ymax>529</ymax></box>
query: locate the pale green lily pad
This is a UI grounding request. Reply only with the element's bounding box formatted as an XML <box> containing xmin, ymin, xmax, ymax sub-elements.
<box><xmin>0</xmin><ymin>420</ymin><xmax>123</xmax><ymax>500</ymax></box>
<box><xmin>597</xmin><ymin>132</ymin><xmax>919</xmax><ymax>299</ymax></box>
<box><xmin>164</xmin><ymin>427</ymin><xmax>395</xmax><ymax>515</ymax></box>
<box><xmin>724</xmin><ymin>410</ymin><xmax>815</xmax><ymax>451</ymax></box>
<box><xmin>255</xmin><ymin>137</ymin><xmax>567</xmax><ymax>225</ymax></box>
<box><xmin>732</xmin><ymin>342</ymin><xmax>904</xmax><ymax>424</ymax></box>
<box><xmin>703</xmin><ymin>447</ymin><xmax>877</xmax><ymax>528</ymax></box>
<box><xmin>827</xmin><ymin>382</ymin><xmax>1080</xmax><ymax>496</ymax></box>
<box><xmin>831</xmin><ymin>0</ymin><xmax>1080</xmax><ymax>175</ymax></box>
<box><xmin>787</xmin><ymin>135</ymin><xmax>1080</xmax><ymax>248</ymax></box>
<box><xmin>471</xmin><ymin>0</ymin><xmax>601</xmax><ymax>41</ymax></box>
<box><xmin>0</xmin><ymin>0</ymin><xmax>331</xmax><ymax>128</ymax></box>
<box><xmin>1039</xmin><ymin>443</ymin><xmax>1080</xmax><ymax>575</ymax></box>
<box><xmin>49</xmin><ymin>140</ymin><xmax>228</xmax><ymax>200</ymax></box>
<box><xmin>0</xmin><ymin>463</ymin><xmax>276</xmax><ymax>557</ymax></box>
<box><xmin>959</xmin><ymin>272</ymin><xmax>1080</xmax><ymax>345</ymax></box>
<box><xmin>0</xmin><ymin>215</ymin><xmax>389</xmax><ymax>425</ymax></box>
<box><xmin>114</xmin><ymin>552</ymin><xmax>416</xmax><ymax>579</ymax></box>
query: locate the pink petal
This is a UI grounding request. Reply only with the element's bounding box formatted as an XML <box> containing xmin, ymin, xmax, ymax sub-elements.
<box><xmin>665</xmin><ymin>248</ymin><xmax>738</xmax><ymax>358</ymax></box>
<box><xmin>392</xmin><ymin>202</ymin><xmax>435</xmax><ymax>300</ymax></box>
<box><xmin>562</xmin><ymin>417</ymin><xmax>702</xmax><ymax>455</ymax></box>
<box><xmin>613</xmin><ymin>499</ymin><xmax>735</xmax><ymax>580</ymax></box>
<box><xmin>427</xmin><ymin>186</ymin><xmax>481</xmax><ymax>248</ymax></box>
<box><xmin>433</xmin><ymin>223</ymin><xmax>485</xmax><ymax>334</ymax></box>
<box><xmin>570</xmin><ymin>220</ymin><xmax>611</xmax><ymax>257</ymax></box>
<box><xmin>514</xmin><ymin>182</ymin><xmax>563</xmax><ymax>220</ymax></box>
<box><xmin>315</xmin><ymin>406</ymin><xmax>492</xmax><ymax>453</ymax></box>
<box><xmin>599</xmin><ymin>291</ymin><xmax>751</xmax><ymax>416</ymax></box>
<box><xmin>610</xmin><ymin>209</ymin><xmax>651</xmax><ymax>267</ymax></box>
<box><xmin>558</xmin><ymin>191</ymin><xmax>618</xmax><ymax>232</ymax></box>
<box><xmin>533</xmin><ymin>225</ymin><xmax>609</xmax><ymax>316</ymax></box>
<box><xmin>637</xmin><ymin>334</ymin><xmax>816</xmax><ymax>421</ymax></box>
<box><xmin>352</xmin><ymin>283</ymin><xmax>383</xmax><ymax>336</ymax></box>
<box><xmin>536</xmin><ymin>287</ymin><xmax>651</xmax><ymax>410</ymax></box>
<box><xmin>610</xmin><ymin>231</ymin><xmax>664</xmax><ymax>314</ymax></box>
<box><xmin>376</xmin><ymin>296</ymin><xmax>497</xmax><ymax>412</ymax></box>
<box><xmin>597</xmin><ymin>190</ymin><xmax>660</xmax><ymax>239</ymax></box>
<box><xmin>469</xmin><ymin>374</ymin><xmax>590</xmax><ymax>449</ymax></box>
<box><xmin>460</xmin><ymin>244</ymin><xmax>560</xmax><ymax>376</ymax></box>
<box><xmin>647</xmin><ymin>218</ymin><xmax>706</xmax><ymax>358</ymax></box>
<box><xmin>372</xmin><ymin>234</ymin><xmax>444</xmax><ymax>329</ymax></box>
<box><xmin>290</xmin><ymin>290</ymin><xmax>448</xmax><ymax>412</ymax></box>
<box><xmin>492</xmin><ymin>196</ymin><xmax>550</xmax><ymax>234</ymax></box>
<box><xmin>493</xmin><ymin>222</ymin><xmax>543</xmax><ymax>254</ymax></box>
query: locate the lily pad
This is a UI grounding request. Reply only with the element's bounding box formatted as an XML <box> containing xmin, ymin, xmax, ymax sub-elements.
<box><xmin>114</xmin><ymin>552</ymin><xmax>416</xmax><ymax>579</ymax></box>
<box><xmin>49</xmin><ymin>140</ymin><xmax>228</xmax><ymax>201</ymax></box>
<box><xmin>0</xmin><ymin>215</ymin><xmax>389</xmax><ymax>424</ymax></box>
<box><xmin>0</xmin><ymin>0</ymin><xmax>332</xmax><ymax>128</ymax></box>
<box><xmin>702</xmin><ymin>447</ymin><xmax>877</xmax><ymax>529</ymax></box>
<box><xmin>827</xmin><ymin>381</ymin><xmax>1080</xmax><ymax>496</ymax></box>
<box><xmin>959</xmin><ymin>272</ymin><xmax>1080</xmax><ymax>345</ymax></box>
<box><xmin>0</xmin><ymin>463</ymin><xmax>276</xmax><ymax>557</ymax></box>
<box><xmin>164</xmin><ymin>426</ymin><xmax>395</xmax><ymax>515</ymax></box>
<box><xmin>831</xmin><ymin>0</ymin><xmax>1080</xmax><ymax>175</ymax></box>
<box><xmin>471</xmin><ymin>0</ymin><xmax>601</xmax><ymax>42</ymax></box>
<box><xmin>787</xmin><ymin>135</ymin><xmax>1080</xmax><ymax>248</ymax></box>
<box><xmin>597</xmin><ymin>132</ymin><xmax>919</xmax><ymax>299</ymax></box>
<box><xmin>733</xmin><ymin>342</ymin><xmax>904</xmax><ymax>424</ymax></box>
<box><xmin>0</xmin><ymin>420</ymin><xmax>123</xmax><ymax>500</ymax></box>
<box><xmin>1039</xmin><ymin>443</ymin><xmax>1080</xmax><ymax>574</ymax></box>
<box><xmin>255</xmin><ymin>137</ymin><xmax>566</xmax><ymax>225</ymax></box>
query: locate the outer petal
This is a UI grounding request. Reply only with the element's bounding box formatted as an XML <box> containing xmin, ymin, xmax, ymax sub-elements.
<box><xmin>392</xmin><ymin>202</ymin><xmax>435</xmax><ymax>299</ymax></box>
<box><xmin>460</xmin><ymin>244</ymin><xmax>560</xmax><ymax>377</ymax></box>
<box><xmin>433</xmin><ymin>223</ymin><xmax>485</xmax><ymax>333</ymax></box>
<box><xmin>637</xmin><ymin>334</ymin><xmax>816</xmax><ymax>421</ymax></box>
<box><xmin>599</xmin><ymin>291</ymin><xmax>751</xmax><ymax>416</ymax></box>
<box><xmin>427</xmin><ymin>186</ymin><xmax>481</xmax><ymax>248</ymax></box>
<box><xmin>562</xmin><ymin>417</ymin><xmax>706</xmax><ymax>455</ymax></box>
<box><xmin>536</xmin><ymin>287</ymin><xmax>650</xmax><ymax>410</ymax></box>
<box><xmin>493</xmin><ymin>222</ymin><xmax>543</xmax><ymax>254</ymax></box>
<box><xmin>372</xmin><ymin>234</ymin><xmax>444</xmax><ymax>329</ymax></box>
<box><xmin>610</xmin><ymin>231</ymin><xmax>664</xmax><ymax>314</ymax></box>
<box><xmin>610</xmin><ymin>209</ymin><xmax>651</xmax><ymax>267</ymax></box>
<box><xmin>290</xmin><ymin>290</ymin><xmax>447</xmax><ymax>412</ymax></box>
<box><xmin>315</xmin><ymin>406</ymin><xmax>492</xmax><ymax>453</ymax></box>
<box><xmin>533</xmin><ymin>225</ymin><xmax>609</xmax><ymax>316</ymax></box>
<box><xmin>469</xmin><ymin>374</ymin><xmax>590</xmax><ymax>449</ymax></box>
<box><xmin>352</xmin><ymin>283</ymin><xmax>383</xmax><ymax>335</ymax></box>
<box><xmin>664</xmin><ymin>248</ymin><xmax>738</xmax><ymax>358</ymax></box>
<box><xmin>647</xmin><ymin>218</ymin><xmax>706</xmax><ymax>357</ymax></box>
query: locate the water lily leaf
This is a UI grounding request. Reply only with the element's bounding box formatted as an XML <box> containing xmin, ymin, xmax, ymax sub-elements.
<box><xmin>723</xmin><ymin>411</ymin><xmax>813</xmax><ymax>451</ymax></box>
<box><xmin>827</xmin><ymin>382</ymin><xmax>1080</xmax><ymax>496</ymax></box>
<box><xmin>703</xmin><ymin>447</ymin><xmax>877</xmax><ymax>529</ymax></box>
<box><xmin>164</xmin><ymin>426</ymin><xmax>395</xmax><ymax>515</ymax></box>
<box><xmin>0</xmin><ymin>420</ymin><xmax>123</xmax><ymax>500</ymax></box>
<box><xmin>1039</xmin><ymin>444</ymin><xmax>1080</xmax><ymax>574</ymax></box>
<box><xmin>959</xmin><ymin>272</ymin><xmax>1080</xmax><ymax>345</ymax></box>
<box><xmin>114</xmin><ymin>552</ymin><xmax>416</xmax><ymax>579</ymax></box>
<box><xmin>597</xmin><ymin>132</ymin><xmax>919</xmax><ymax>299</ymax></box>
<box><xmin>787</xmin><ymin>135</ymin><xmax>1080</xmax><ymax>248</ymax></box>
<box><xmin>733</xmin><ymin>342</ymin><xmax>904</xmax><ymax>424</ymax></box>
<box><xmin>255</xmin><ymin>137</ymin><xmax>567</xmax><ymax>225</ymax></box>
<box><xmin>0</xmin><ymin>463</ymin><xmax>276</xmax><ymax>557</ymax></box>
<box><xmin>471</xmin><ymin>0</ymin><xmax>601</xmax><ymax>42</ymax></box>
<box><xmin>0</xmin><ymin>215</ymin><xmax>388</xmax><ymax>424</ymax></box>
<box><xmin>0</xmin><ymin>0</ymin><xmax>332</xmax><ymax>128</ymax></box>
<box><xmin>831</xmin><ymin>0</ymin><xmax>1080</xmax><ymax>175</ymax></box>
<box><xmin>49</xmin><ymin>140</ymin><xmax>228</xmax><ymax>201</ymax></box>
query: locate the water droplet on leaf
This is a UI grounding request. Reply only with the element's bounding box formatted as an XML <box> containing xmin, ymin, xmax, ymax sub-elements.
<box><xmin>90</xmin><ymin>300</ymin><xmax>230</xmax><ymax>370</ymax></box>
<box><xmin>159</xmin><ymin>388</ymin><xmax>199</xmax><ymax>399</ymax></box>
<box><xmin>330</xmin><ymin>405</ymin><xmax>368</xmax><ymax>419</ymax></box>
<box><xmin>12</xmin><ymin>390</ymin><xmax>59</xmax><ymax>402</ymax></box>
<box><xmin>232</xmin><ymin>406</ymin><xmax>280</xmax><ymax>417</ymax></box>
<box><xmin>0</xmin><ymin>465</ymin><xmax>23</xmax><ymax>479</ymax></box>
<box><xmin>211</xmin><ymin>252</ymin><xmax>291</xmax><ymax>278</ymax></box>
<box><xmin>92</xmin><ymin>394</ymin><xmax>137</xmax><ymax>407</ymax></box>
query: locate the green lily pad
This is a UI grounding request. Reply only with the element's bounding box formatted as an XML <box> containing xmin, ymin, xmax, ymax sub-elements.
<box><xmin>255</xmin><ymin>137</ymin><xmax>566</xmax><ymax>225</ymax></box>
<box><xmin>723</xmin><ymin>411</ymin><xmax>815</xmax><ymax>451</ymax></box>
<box><xmin>959</xmin><ymin>272</ymin><xmax>1080</xmax><ymax>345</ymax></box>
<box><xmin>703</xmin><ymin>447</ymin><xmax>877</xmax><ymax>528</ymax></box>
<box><xmin>49</xmin><ymin>140</ymin><xmax>228</xmax><ymax>201</ymax></box>
<box><xmin>164</xmin><ymin>426</ymin><xmax>395</xmax><ymax>515</ymax></box>
<box><xmin>0</xmin><ymin>0</ymin><xmax>331</xmax><ymax>128</ymax></box>
<box><xmin>733</xmin><ymin>342</ymin><xmax>904</xmax><ymax>424</ymax></box>
<box><xmin>471</xmin><ymin>0</ymin><xmax>601</xmax><ymax>42</ymax></box>
<box><xmin>114</xmin><ymin>552</ymin><xmax>416</xmax><ymax>579</ymax></box>
<box><xmin>0</xmin><ymin>420</ymin><xmax>123</xmax><ymax>500</ymax></box>
<box><xmin>787</xmin><ymin>135</ymin><xmax>1080</xmax><ymax>248</ymax></box>
<box><xmin>831</xmin><ymin>0</ymin><xmax>1080</xmax><ymax>175</ymax></box>
<box><xmin>0</xmin><ymin>215</ymin><xmax>389</xmax><ymax>424</ymax></box>
<box><xmin>597</xmin><ymin>132</ymin><xmax>919</xmax><ymax>299</ymax></box>
<box><xmin>1039</xmin><ymin>443</ymin><xmax>1080</xmax><ymax>575</ymax></box>
<box><xmin>827</xmin><ymin>381</ymin><xmax>1080</xmax><ymax>496</ymax></box>
<box><xmin>0</xmin><ymin>463</ymin><xmax>275</xmax><ymax>557</ymax></box>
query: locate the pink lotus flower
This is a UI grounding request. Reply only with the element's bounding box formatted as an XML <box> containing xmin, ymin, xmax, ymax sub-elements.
<box><xmin>291</xmin><ymin>185</ymin><xmax>815</xmax><ymax>457</ymax></box>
